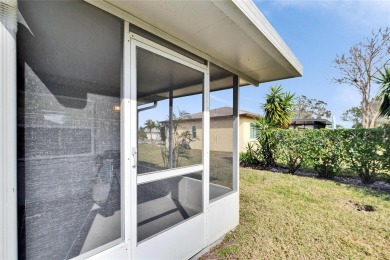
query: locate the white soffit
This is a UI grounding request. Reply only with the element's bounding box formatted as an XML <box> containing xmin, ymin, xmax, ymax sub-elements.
<box><xmin>99</xmin><ymin>0</ymin><xmax>303</xmax><ymax>86</ymax></box>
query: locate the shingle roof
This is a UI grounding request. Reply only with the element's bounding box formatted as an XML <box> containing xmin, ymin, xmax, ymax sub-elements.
<box><xmin>189</xmin><ymin>106</ymin><xmax>260</xmax><ymax>120</ymax></box>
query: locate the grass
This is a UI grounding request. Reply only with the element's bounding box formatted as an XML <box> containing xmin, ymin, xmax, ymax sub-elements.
<box><xmin>138</xmin><ymin>143</ymin><xmax>233</xmax><ymax>188</ymax></box>
<box><xmin>276</xmin><ymin>160</ymin><xmax>390</xmax><ymax>184</ymax></box>
<box><xmin>205</xmin><ymin>168</ymin><xmax>390</xmax><ymax>259</ymax></box>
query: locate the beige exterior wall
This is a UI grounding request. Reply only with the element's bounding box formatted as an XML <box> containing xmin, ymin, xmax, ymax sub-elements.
<box><xmin>177</xmin><ymin>119</ymin><xmax>204</xmax><ymax>150</ymax></box>
<box><xmin>239</xmin><ymin>116</ymin><xmax>258</xmax><ymax>152</ymax></box>
<box><xmin>178</xmin><ymin>115</ymin><xmax>258</xmax><ymax>153</ymax></box>
<box><xmin>210</xmin><ymin>117</ymin><xmax>234</xmax><ymax>152</ymax></box>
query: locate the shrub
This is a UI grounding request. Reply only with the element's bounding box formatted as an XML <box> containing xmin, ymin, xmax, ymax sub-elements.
<box><xmin>272</xmin><ymin>130</ymin><xmax>308</xmax><ymax>174</ymax></box>
<box><xmin>240</xmin><ymin>142</ymin><xmax>262</xmax><ymax>167</ymax></box>
<box><xmin>342</xmin><ymin>129</ymin><xmax>390</xmax><ymax>184</ymax></box>
<box><xmin>255</xmin><ymin>119</ymin><xmax>277</xmax><ymax>167</ymax></box>
<box><xmin>242</xmin><ymin>127</ymin><xmax>389</xmax><ymax>183</ymax></box>
<box><xmin>304</xmin><ymin>130</ymin><xmax>345</xmax><ymax>179</ymax></box>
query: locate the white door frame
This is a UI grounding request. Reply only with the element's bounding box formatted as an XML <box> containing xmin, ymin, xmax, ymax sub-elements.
<box><xmin>128</xmin><ymin>30</ymin><xmax>210</xmax><ymax>258</ymax></box>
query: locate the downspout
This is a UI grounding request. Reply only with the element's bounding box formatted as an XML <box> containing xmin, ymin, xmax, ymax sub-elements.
<box><xmin>137</xmin><ymin>101</ymin><xmax>157</xmax><ymax>112</ymax></box>
<box><xmin>0</xmin><ymin>0</ymin><xmax>18</xmax><ymax>259</ymax></box>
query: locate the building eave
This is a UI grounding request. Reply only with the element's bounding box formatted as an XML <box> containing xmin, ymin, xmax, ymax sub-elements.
<box><xmin>86</xmin><ymin>0</ymin><xmax>303</xmax><ymax>86</ymax></box>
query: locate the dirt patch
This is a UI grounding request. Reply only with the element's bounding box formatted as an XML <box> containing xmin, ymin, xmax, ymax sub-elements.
<box><xmin>344</xmin><ymin>200</ymin><xmax>376</xmax><ymax>212</ymax></box>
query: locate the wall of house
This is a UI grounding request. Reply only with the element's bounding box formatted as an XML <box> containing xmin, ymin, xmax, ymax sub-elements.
<box><xmin>239</xmin><ymin>116</ymin><xmax>258</xmax><ymax>152</ymax></box>
<box><xmin>178</xmin><ymin>115</ymin><xmax>257</xmax><ymax>153</ymax></box>
<box><xmin>178</xmin><ymin>117</ymin><xmax>234</xmax><ymax>152</ymax></box>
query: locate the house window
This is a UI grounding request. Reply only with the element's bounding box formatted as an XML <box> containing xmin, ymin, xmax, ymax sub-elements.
<box><xmin>250</xmin><ymin>123</ymin><xmax>258</xmax><ymax>139</ymax></box>
<box><xmin>192</xmin><ymin>125</ymin><xmax>197</xmax><ymax>139</ymax></box>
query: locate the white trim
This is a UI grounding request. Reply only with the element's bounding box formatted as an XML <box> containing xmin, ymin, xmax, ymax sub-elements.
<box><xmin>207</xmin><ymin>192</ymin><xmax>239</xmax><ymax>244</ymax></box>
<box><xmin>72</xmin><ymin>238</ymin><xmax>123</xmax><ymax>260</ymax></box>
<box><xmin>209</xmin><ymin>190</ymin><xmax>236</xmax><ymax>204</ymax></box>
<box><xmin>136</xmin><ymin>214</ymin><xmax>205</xmax><ymax>259</ymax></box>
<box><xmin>131</xmin><ymin>33</ymin><xmax>207</xmax><ymax>73</ymax></box>
<box><xmin>87</xmin><ymin>243</ymin><xmax>128</xmax><ymax>260</ymax></box>
<box><xmin>230</xmin><ymin>0</ymin><xmax>303</xmax><ymax>75</ymax></box>
<box><xmin>137</xmin><ymin>211</ymin><xmax>203</xmax><ymax>245</ymax></box>
<box><xmin>0</xmin><ymin>0</ymin><xmax>18</xmax><ymax>258</ymax></box>
<box><xmin>129</xmin><ymin>36</ymin><xmax>138</xmax><ymax>258</ymax></box>
<box><xmin>203</xmin><ymin>61</ymin><xmax>211</xmax><ymax>246</ymax></box>
<box><xmin>137</xmin><ymin>165</ymin><xmax>204</xmax><ymax>185</ymax></box>
<box><xmin>130</xmin><ymin>33</ymin><xmax>207</xmax><ymax>71</ymax></box>
<box><xmin>83</xmin><ymin>0</ymin><xmax>258</xmax><ymax>85</ymax></box>
<box><xmin>131</xmin><ymin>31</ymin><xmax>209</xmax><ymax>256</ymax></box>
<box><xmin>121</xmin><ymin>21</ymin><xmax>132</xmax><ymax>255</ymax></box>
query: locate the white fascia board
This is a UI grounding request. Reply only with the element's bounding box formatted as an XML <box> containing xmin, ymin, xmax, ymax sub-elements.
<box><xmin>214</xmin><ymin>0</ymin><xmax>303</xmax><ymax>78</ymax></box>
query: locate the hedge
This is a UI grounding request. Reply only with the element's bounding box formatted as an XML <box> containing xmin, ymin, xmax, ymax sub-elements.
<box><xmin>240</xmin><ymin>128</ymin><xmax>390</xmax><ymax>184</ymax></box>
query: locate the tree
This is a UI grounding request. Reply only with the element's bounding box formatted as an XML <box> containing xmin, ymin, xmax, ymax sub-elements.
<box><xmin>293</xmin><ymin>95</ymin><xmax>331</xmax><ymax>119</ymax></box>
<box><xmin>342</xmin><ymin>99</ymin><xmax>387</xmax><ymax>128</ymax></box>
<box><xmin>333</xmin><ymin>27</ymin><xmax>390</xmax><ymax>128</ymax></box>
<box><xmin>138</xmin><ymin>127</ymin><xmax>147</xmax><ymax>140</ymax></box>
<box><xmin>262</xmin><ymin>85</ymin><xmax>295</xmax><ymax>128</ymax></box>
<box><xmin>255</xmin><ymin>118</ymin><xmax>277</xmax><ymax>167</ymax></box>
<box><xmin>376</xmin><ymin>67</ymin><xmax>390</xmax><ymax>117</ymax></box>
<box><xmin>144</xmin><ymin>119</ymin><xmax>156</xmax><ymax>143</ymax></box>
<box><xmin>341</xmin><ymin>106</ymin><xmax>363</xmax><ymax>128</ymax></box>
<box><xmin>160</xmin><ymin>109</ymin><xmax>194</xmax><ymax>168</ymax></box>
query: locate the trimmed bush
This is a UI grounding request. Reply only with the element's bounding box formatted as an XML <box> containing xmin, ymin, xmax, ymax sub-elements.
<box><xmin>304</xmin><ymin>130</ymin><xmax>345</xmax><ymax>179</ymax></box>
<box><xmin>273</xmin><ymin>130</ymin><xmax>308</xmax><ymax>174</ymax></box>
<box><xmin>342</xmin><ymin>128</ymin><xmax>390</xmax><ymax>184</ymax></box>
<box><xmin>240</xmin><ymin>128</ymin><xmax>389</xmax><ymax>184</ymax></box>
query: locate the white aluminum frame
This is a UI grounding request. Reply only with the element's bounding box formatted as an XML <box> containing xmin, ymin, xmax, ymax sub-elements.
<box><xmin>138</xmin><ymin>165</ymin><xmax>204</xmax><ymax>185</ymax></box>
<box><xmin>129</xmin><ymin>32</ymin><xmax>210</xmax><ymax>258</ymax></box>
<box><xmin>122</xmin><ymin>21</ymin><xmax>132</xmax><ymax>254</ymax></box>
<box><xmin>0</xmin><ymin>0</ymin><xmax>18</xmax><ymax>259</ymax></box>
<box><xmin>4</xmin><ymin>8</ymin><xmax>240</xmax><ymax>257</ymax></box>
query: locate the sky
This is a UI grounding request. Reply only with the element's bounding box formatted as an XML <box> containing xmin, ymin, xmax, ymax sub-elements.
<box><xmin>139</xmin><ymin>0</ymin><xmax>390</xmax><ymax>128</ymax></box>
<box><xmin>239</xmin><ymin>0</ymin><xmax>390</xmax><ymax>127</ymax></box>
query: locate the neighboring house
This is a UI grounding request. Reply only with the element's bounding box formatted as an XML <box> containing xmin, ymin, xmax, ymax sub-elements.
<box><xmin>145</xmin><ymin>128</ymin><xmax>161</xmax><ymax>143</ymax></box>
<box><xmin>0</xmin><ymin>1</ymin><xmax>302</xmax><ymax>259</ymax></box>
<box><xmin>172</xmin><ymin>107</ymin><xmax>261</xmax><ymax>152</ymax></box>
<box><xmin>289</xmin><ymin>118</ymin><xmax>332</xmax><ymax>129</ymax></box>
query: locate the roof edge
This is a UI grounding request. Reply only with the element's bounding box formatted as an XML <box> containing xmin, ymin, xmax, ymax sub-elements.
<box><xmin>223</xmin><ymin>0</ymin><xmax>303</xmax><ymax>77</ymax></box>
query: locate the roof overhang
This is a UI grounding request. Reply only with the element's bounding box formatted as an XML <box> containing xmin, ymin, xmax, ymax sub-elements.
<box><xmin>85</xmin><ymin>0</ymin><xmax>303</xmax><ymax>86</ymax></box>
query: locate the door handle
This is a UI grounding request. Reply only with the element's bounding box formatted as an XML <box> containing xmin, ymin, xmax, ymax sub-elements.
<box><xmin>132</xmin><ymin>147</ymin><xmax>137</xmax><ymax>168</ymax></box>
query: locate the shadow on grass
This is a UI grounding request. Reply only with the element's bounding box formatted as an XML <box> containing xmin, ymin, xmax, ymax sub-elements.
<box><xmin>138</xmin><ymin>161</ymin><xmax>166</xmax><ymax>174</ymax></box>
<box><xmin>343</xmin><ymin>183</ymin><xmax>390</xmax><ymax>202</ymax></box>
<box><xmin>246</xmin><ymin>164</ymin><xmax>390</xmax><ymax>202</ymax></box>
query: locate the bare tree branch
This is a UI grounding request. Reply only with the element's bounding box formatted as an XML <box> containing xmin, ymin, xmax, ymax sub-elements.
<box><xmin>333</xmin><ymin>27</ymin><xmax>390</xmax><ymax>128</ymax></box>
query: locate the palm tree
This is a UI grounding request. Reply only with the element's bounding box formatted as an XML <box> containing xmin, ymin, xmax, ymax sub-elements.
<box><xmin>376</xmin><ymin>67</ymin><xmax>390</xmax><ymax>117</ymax></box>
<box><xmin>263</xmin><ymin>85</ymin><xmax>295</xmax><ymax>128</ymax></box>
<box><xmin>144</xmin><ymin>119</ymin><xmax>156</xmax><ymax>143</ymax></box>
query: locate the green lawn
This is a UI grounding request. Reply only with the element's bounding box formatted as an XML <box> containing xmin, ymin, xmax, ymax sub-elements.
<box><xmin>204</xmin><ymin>168</ymin><xmax>390</xmax><ymax>259</ymax></box>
